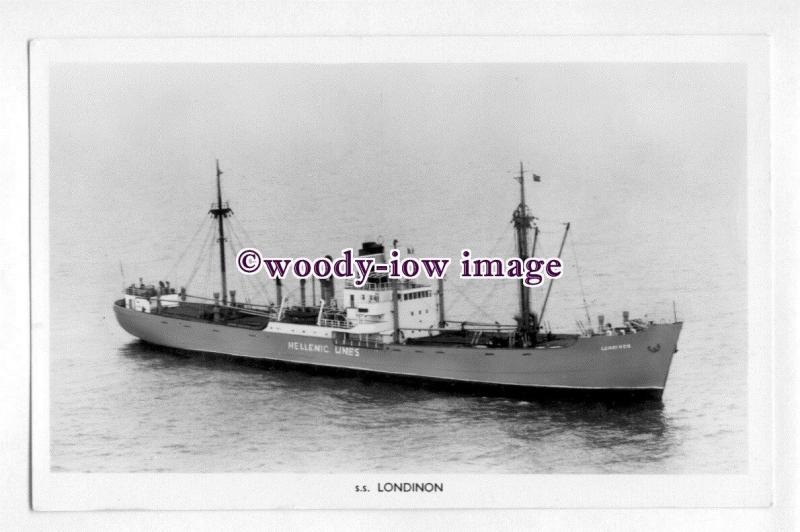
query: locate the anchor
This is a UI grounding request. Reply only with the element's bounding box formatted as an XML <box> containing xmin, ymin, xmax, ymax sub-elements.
<box><xmin>647</xmin><ymin>343</ymin><xmax>661</xmax><ymax>353</ymax></box>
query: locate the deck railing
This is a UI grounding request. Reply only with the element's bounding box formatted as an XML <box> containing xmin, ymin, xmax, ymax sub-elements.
<box><xmin>332</xmin><ymin>331</ymin><xmax>385</xmax><ymax>349</ymax></box>
<box><xmin>319</xmin><ymin>318</ymin><xmax>353</xmax><ymax>329</ymax></box>
<box><xmin>344</xmin><ymin>280</ymin><xmax>429</xmax><ymax>291</ymax></box>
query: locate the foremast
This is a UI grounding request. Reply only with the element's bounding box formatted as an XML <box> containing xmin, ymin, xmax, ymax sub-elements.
<box><xmin>209</xmin><ymin>159</ymin><xmax>233</xmax><ymax>306</ymax></box>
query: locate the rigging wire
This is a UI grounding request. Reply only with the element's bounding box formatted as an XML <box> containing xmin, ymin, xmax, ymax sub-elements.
<box><xmin>445</xmin><ymin>229</ymin><xmax>512</xmax><ymax>321</ymax></box>
<box><xmin>184</xmin><ymin>220</ymin><xmax>216</xmax><ymax>291</ymax></box>
<box><xmin>161</xmin><ymin>214</ymin><xmax>211</xmax><ymax>283</ymax></box>
<box><xmin>445</xmin><ymin>225</ymin><xmax>510</xmax><ymax>314</ymax></box>
<box><xmin>227</xmin><ymin>213</ymin><xmax>281</xmax><ymax>302</ymax></box>
<box><xmin>201</xmin><ymin>227</ymin><xmax>214</xmax><ymax>297</ymax></box>
<box><xmin>446</xmin><ymin>282</ymin><xmax>496</xmax><ymax>322</ymax></box>
<box><xmin>226</xmin><ymin>215</ymin><xmax>300</xmax><ymax>305</ymax></box>
<box><xmin>571</xmin><ymin>238</ymin><xmax>593</xmax><ymax>328</ymax></box>
<box><xmin>225</xmin><ymin>222</ymin><xmax>274</xmax><ymax>305</ymax></box>
<box><xmin>469</xmin><ymin>232</ymin><xmax>517</xmax><ymax>313</ymax></box>
<box><xmin>227</xmin><ymin>218</ymin><xmax>274</xmax><ymax>303</ymax></box>
<box><xmin>229</xmin><ymin>214</ymin><xmax>264</xmax><ymax>256</ymax></box>
<box><xmin>282</xmin><ymin>284</ymin><xmax>300</xmax><ymax>302</ymax></box>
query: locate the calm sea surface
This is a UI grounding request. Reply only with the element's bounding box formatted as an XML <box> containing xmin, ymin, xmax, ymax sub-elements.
<box><xmin>49</xmin><ymin>159</ymin><xmax>747</xmax><ymax>474</ymax></box>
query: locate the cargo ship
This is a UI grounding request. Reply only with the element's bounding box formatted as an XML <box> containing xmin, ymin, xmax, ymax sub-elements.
<box><xmin>114</xmin><ymin>161</ymin><xmax>682</xmax><ymax>400</ymax></box>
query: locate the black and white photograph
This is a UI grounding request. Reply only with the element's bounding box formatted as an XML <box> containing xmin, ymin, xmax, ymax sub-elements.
<box><xmin>46</xmin><ymin>60</ymin><xmax>747</xmax><ymax>474</ymax></box>
<box><xmin>24</xmin><ymin>32</ymin><xmax>779</xmax><ymax>517</ymax></box>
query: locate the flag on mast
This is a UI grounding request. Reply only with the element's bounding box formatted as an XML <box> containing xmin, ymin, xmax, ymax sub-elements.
<box><xmin>532</xmin><ymin>174</ymin><xmax>541</xmax><ymax>182</ymax></box>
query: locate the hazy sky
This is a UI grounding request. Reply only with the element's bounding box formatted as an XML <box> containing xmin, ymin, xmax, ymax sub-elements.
<box><xmin>50</xmin><ymin>63</ymin><xmax>744</xmax><ymax>183</ymax></box>
<box><xmin>50</xmin><ymin>61</ymin><xmax>745</xmax><ymax>236</ymax></box>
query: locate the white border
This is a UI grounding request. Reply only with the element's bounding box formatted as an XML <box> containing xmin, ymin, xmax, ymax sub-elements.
<box><xmin>30</xmin><ymin>36</ymin><xmax>771</xmax><ymax>511</ymax></box>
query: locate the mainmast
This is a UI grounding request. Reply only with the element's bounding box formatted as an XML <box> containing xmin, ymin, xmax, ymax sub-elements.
<box><xmin>512</xmin><ymin>161</ymin><xmax>537</xmax><ymax>345</ymax></box>
<box><xmin>209</xmin><ymin>159</ymin><xmax>233</xmax><ymax>306</ymax></box>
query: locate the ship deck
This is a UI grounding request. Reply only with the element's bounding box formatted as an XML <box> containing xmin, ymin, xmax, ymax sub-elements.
<box><xmin>404</xmin><ymin>329</ymin><xmax>581</xmax><ymax>349</ymax></box>
<box><xmin>114</xmin><ymin>299</ymin><xmax>270</xmax><ymax>330</ymax></box>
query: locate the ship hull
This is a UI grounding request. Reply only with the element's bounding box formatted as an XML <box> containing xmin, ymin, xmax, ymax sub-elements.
<box><xmin>114</xmin><ymin>302</ymin><xmax>682</xmax><ymax>399</ymax></box>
